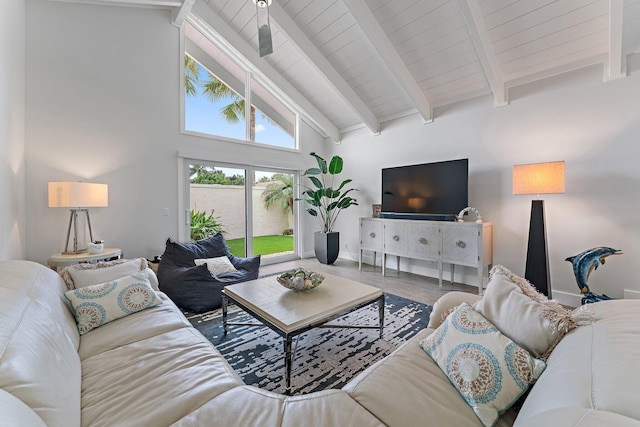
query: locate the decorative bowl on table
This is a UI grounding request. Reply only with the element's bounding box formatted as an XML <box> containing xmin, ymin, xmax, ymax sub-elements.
<box><xmin>277</xmin><ymin>269</ymin><xmax>324</xmax><ymax>291</ymax></box>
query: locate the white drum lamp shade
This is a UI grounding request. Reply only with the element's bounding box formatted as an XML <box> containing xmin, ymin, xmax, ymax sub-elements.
<box><xmin>48</xmin><ymin>182</ymin><xmax>108</xmax><ymax>254</ymax></box>
<box><xmin>513</xmin><ymin>162</ymin><xmax>565</xmax><ymax>196</ymax></box>
<box><xmin>48</xmin><ymin>182</ymin><xmax>108</xmax><ymax>208</ymax></box>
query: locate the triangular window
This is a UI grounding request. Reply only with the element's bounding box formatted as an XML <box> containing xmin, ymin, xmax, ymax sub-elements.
<box><xmin>183</xmin><ymin>21</ymin><xmax>297</xmax><ymax>150</ymax></box>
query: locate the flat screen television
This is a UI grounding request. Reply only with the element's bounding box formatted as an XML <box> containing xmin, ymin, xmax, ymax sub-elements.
<box><xmin>381</xmin><ymin>158</ymin><xmax>468</xmax><ymax>221</ymax></box>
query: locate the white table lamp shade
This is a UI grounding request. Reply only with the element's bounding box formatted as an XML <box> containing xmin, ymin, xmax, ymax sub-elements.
<box><xmin>48</xmin><ymin>182</ymin><xmax>108</xmax><ymax>254</ymax></box>
<box><xmin>512</xmin><ymin>161</ymin><xmax>565</xmax><ymax>195</ymax></box>
<box><xmin>48</xmin><ymin>182</ymin><xmax>108</xmax><ymax>208</ymax></box>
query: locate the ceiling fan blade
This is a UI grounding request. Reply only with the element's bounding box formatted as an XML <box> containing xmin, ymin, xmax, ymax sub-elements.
<box><xmin>255</xmin><ymin>0</ymin><xmax>273</xmax><ymax>57</ymax></box>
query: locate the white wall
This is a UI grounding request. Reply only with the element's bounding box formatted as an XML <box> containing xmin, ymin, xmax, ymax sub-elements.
<box><xmin>332</xmin><ymin>61</ymin><xmax>640</xmax><ymax>304</ymax></box>
<box><xmin>0</xmin><ymin>0</ymin><xmax>26</xmax><ymax>260</ymax></box>
<box><xmin>24</xmin><ymin>0</ymin><xmax>324</xmax><ymax>264</ymax></box>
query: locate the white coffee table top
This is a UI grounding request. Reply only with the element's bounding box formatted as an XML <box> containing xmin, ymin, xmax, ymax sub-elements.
<box><xmin>223</xmin><ymin>272</ymin><xmax>383</xmax><ymax>334</ymax></box>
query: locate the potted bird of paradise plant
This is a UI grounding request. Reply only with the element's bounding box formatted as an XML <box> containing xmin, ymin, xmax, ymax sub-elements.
<box><xmin>298</xmin><ymin>152</ymin><xmax>358</xmax><ymax>264</ymax></box>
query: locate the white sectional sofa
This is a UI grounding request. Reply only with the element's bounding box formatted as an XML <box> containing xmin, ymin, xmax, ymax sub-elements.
<box><xmin>1</xmin><ymin>259</ymin><xmax>639</xmax><ymax>427</ymax></box>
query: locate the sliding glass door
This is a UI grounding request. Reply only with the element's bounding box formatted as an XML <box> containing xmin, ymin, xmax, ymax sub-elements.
<box><xmin>187</xmin><ymin>160</ymin><xmax>297</xmax><ymax>264</ymax></box>
<box><xmin>253</xmin><ymin>169</ymin><xmax>295</xmax><ymax>260</ymax></box>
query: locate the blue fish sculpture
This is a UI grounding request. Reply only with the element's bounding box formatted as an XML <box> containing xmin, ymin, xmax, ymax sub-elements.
<box><xmin>565</xmin><ymin>247</ymin><xmax>622</xmax><ymax>304</ymax></box>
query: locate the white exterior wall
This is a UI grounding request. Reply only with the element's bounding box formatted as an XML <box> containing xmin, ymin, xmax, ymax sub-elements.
<box><xmin>190</xmin><ymin>184</ymin><xmax>289</xmax><ymax>239</ymax></box>
<box><xmin>0</xmin><ymin>0</ymin><xmax>26</xmax><ymax>260</ymax></box>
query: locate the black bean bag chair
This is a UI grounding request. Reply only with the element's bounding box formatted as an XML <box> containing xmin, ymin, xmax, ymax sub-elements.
<box><xmin>157</xmin><ymin>233</ymin><xmax>260</xmax><ymax>312</ymax></box>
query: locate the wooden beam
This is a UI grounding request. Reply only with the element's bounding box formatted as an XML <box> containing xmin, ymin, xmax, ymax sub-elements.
<box><xmin>605</xmin><ymin>0</ymin><xmax>626</xmax><ymax>81</ymax></box>
<box><xmin>342</xmin><ymin>0</ymin><xmax>433</xmax><ymax>124</ymax></box>
<box><xmin>457</xmin><ymin>0</ymin><xmax>507</xmax><ymax>107</ymax></box>
<box><xmin>269</xmin><ymin>2</ymin><xmax>380</xmax><ymax>135</ymax></box>
<box><xmin>190</xmin><ymin>1</ymin><xmax>341</xmax><ymax>142</ymax></box>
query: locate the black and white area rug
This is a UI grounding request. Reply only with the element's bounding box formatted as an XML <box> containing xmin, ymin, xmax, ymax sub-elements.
<box><xmin>184</xmin><ymin>292</ymin><xmax>432</xmax><ymax>395</ymax></box>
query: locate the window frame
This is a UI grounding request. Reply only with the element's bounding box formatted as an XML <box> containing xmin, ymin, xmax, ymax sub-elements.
<box><xmin>180</xmin><ymin>17</ymin><xmax>300</xmax><ymax>152</ymax></box>
<box><xmin>178</xmin><ymin>155</ymin><xmax>301</xmax><ymax>266</ymax></box>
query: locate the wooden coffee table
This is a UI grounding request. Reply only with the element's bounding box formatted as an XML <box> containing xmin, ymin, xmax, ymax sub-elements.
<box><xmin>222</xmin><ymin>272</ymin><xmax>384</xmax><ymax>394</ymax></box>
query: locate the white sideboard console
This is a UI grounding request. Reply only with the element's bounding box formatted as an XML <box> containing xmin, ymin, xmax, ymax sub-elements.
<box><xmin>359</xmin><ymin>217</ymin><xmax>493</xmax><ymax>293</ymax></box>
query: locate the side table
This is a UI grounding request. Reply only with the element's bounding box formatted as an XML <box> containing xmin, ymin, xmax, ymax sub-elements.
<box><xmin>47</xmin><ymin>248</ymin><xmax>123</xmax><ymax>270</ymax></box>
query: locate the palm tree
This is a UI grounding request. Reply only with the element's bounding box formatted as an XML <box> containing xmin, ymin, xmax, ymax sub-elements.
<box><xmin>262</xmin><ymin>174</ymin><xmax>294</xmax><ymax>215</ymax></box>
<box><xmin>184</xmin><ymin>55</ymin><xmax>200</xmax><ymax>96</ymax></box>
<box><xmin>189</xmin><ymin>164</ymin><xmax>209</xmax><ymax>181</ymax></box>
<box><xmin>185</xmin><ymin>55</ymin><xmax>280</xmax><ymax>142</ymax></box>
<box><xmin>201</xmin><ymin>72</ymin><xmax>257</xmax><ymax>141</ymax></box>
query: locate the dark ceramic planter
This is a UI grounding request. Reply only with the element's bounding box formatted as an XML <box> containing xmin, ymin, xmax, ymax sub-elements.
<box><xmin>314</xmin><ymin>231</ymin><xmax>339</xmax><ymax>265</ymax></box>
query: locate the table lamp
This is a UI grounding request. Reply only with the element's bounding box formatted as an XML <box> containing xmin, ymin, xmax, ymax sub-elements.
<box><xmin>48</xmin><ymin>182</ymin><xmax>109</xmax><ymax>254</ymax></box>
<box><xmin>513</xmin><ymin>161</ymin><xmax>565</xmax><ymax>297</ymax></box>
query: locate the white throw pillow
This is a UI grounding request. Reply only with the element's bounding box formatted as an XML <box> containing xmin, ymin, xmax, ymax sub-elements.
<box><xmin>420</xmin><ymin>302</ymin><xmax>546</xmax><ymax>427</ymax></box>
<box><xmin>474</xmin><ymin>265</ymin><xmax>589</xmax><ymax>360</ymax></box>
<box><xmin>65</xmin><ymin>273</ymin><xmax>162</xmax><ymax>335</ymax></box>
<box><xmin>194</xmin><ymin>256</ymin><xmax>237</xmax><ymax>276</ymax></box>
<box><xmin>63</xmin><ymin>258</ymin><xmax>149</xmax><ymax>289</ymax></box>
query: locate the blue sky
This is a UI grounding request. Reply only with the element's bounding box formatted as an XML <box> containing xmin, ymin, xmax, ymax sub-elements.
<box><xmin>185</xmin><ymin>64</ymin><xmax>294</xmax><ymax>149</ymax></box>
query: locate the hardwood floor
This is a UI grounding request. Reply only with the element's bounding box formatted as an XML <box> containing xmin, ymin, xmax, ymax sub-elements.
<box><xmin>260</xmin><ymin>257</ymin><xmax>478</xmax><ymax>307</ymax></box>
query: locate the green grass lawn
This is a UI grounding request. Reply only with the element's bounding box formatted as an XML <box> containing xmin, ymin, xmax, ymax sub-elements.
<box><xmin>226</xmin><ymin>235</ymin><xmax>293</xmax><ymax>257</ymax></box>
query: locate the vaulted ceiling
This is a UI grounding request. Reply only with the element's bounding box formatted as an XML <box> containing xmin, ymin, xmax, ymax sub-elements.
<box><xmin>58</xmin><ymin>0</ymin><xmax>640</xmax><ymax>142</ymax></box>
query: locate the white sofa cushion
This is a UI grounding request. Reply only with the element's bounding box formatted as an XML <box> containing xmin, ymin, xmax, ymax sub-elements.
<box><xmin>344</xmin><ymin>327</ymin><xmax>518</xmax><ymax>427</ymax></box>
<box><xmin>474</xmin><ymin>265</ymin><xmax>590</xmax><ymax>360</ymax></box>
<box><xmin>78</xmin><ymin>292</ymin><xmax>190</xmax><ymax>359</ymax></box>
<box><xmin>65</xmin><ymin>273</ymin><xmax>162</xmax><ymax>335</ymax></box>
<box><xmin>173</xmin><ymin>386</ymin><xmax>385</xmax><ymax>427</ymax></box>
<box><xmin>0</xmin><ymin>261</ymin><xmax>81</xmax><ymax>427</ymax></box>
<box><xmin>515</xmin><ymin>407</ymin><xmax>640</xmax><ymax>427</ymax></box>
<box><xmin>0</xmin><ymin>389</ymin><xmax>47</xmax><ymax>427</ymax></box>
<box><xmin>62</xmin><ymin>258</ymin><xmax>152</xmax><ymax>289</ymax></box>
<box><xmin>515</xmin><ymin>299</ymin><xmax>640</xmax><ymax>424</ymax></box>
<box><xmin>421</xmin><ymin>302</ymin><xmax>545</xmax><ymax>427</ymax></box>
<box><xmin>80</xmin><ymin>327</ymin><xmax>243</xmax><ymax>427</ymax></box>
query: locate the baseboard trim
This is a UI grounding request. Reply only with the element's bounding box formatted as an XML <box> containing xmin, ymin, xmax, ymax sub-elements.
<box><xmin>551</xmin><ymin>290</ymin><xmax>582</xmax><ymax>308</ymax></box>
<box><xmin>624</xmin><ymin>289</ymin><xmax>640</xmax><ymax>299</ymax></box>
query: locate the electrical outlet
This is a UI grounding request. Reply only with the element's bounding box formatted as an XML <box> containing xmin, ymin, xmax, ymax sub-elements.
<box><xmin>162</xmin><ymin>208</ymin><xmax>169</xmax><ymax>216</ymax></box>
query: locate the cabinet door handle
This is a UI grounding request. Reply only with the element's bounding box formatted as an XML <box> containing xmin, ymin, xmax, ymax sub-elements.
<box><xmin>369</xmin><ymin>232</ymin><xmax>376</xmax><ymax>238</ymax></box>
<box><xmin>456</xmin><ymin>240</ymin><xmax>466</xmax><ymax>249</ymax></box>
<box><xmin>418</xmin><ymin>237</ymin><xmax>428</xmax><ymax>245</ymax></box>
<box><xmin>393</xmin><ymin>235</ymin><xmax>400</xmax><ymax>242</ymax></box>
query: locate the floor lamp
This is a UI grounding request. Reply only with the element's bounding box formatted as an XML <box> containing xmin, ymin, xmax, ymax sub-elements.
<box><xmin>48</xmin><ymin>182</ymin><xmax>109</xmax><ymax>254</ymax></box>
<box><xmin>513</xmin><ymin>161</ymin><xmax>565</xmax><ymax>297</ymax></box>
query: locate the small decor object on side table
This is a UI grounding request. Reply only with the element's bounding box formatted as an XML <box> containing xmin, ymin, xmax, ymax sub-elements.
<box><xmin>277</xmin><ymin>269</ymin><xmax>324</xmax><ymax>291</ymax></box>
<box><xmin>88</xmin><ymin>240</ymin><xmax>104</xmax><ymax>254</ymax></box>
<box><xmin>372</xmin><ymin>204</ymin><xmax>381</xmax><ymax>218</ymax></box>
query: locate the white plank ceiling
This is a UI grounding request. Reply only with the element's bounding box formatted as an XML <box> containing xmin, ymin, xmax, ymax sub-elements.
<box><xmin>60</xmin><ymin>0</ymin><xmax>640</xmax><ymax>142</ymax></box>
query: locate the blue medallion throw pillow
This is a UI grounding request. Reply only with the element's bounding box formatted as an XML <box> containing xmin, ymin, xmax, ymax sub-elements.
<box><xmin>65</xmin><ymin>272</ymin><xmax>162</xmax><ymax>335</ymax></box>
<box><xmin>420</xmin><ymin>302</ymin><xmax>546</xmax><ymax>427</ymax></box>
